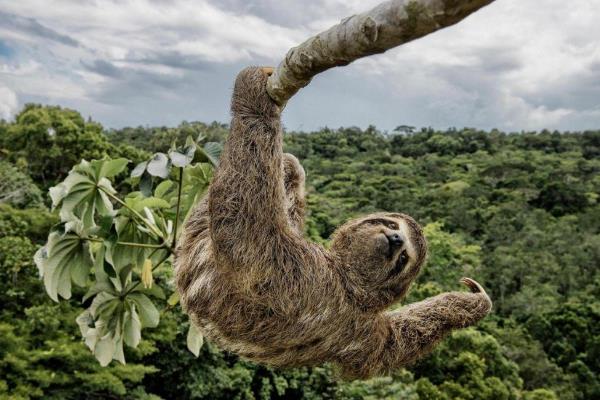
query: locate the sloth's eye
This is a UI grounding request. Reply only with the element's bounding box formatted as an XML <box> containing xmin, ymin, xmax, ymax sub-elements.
<box><xmin>400</xmin><ymin>250</ymin><xmax>409</xmax><ymax>264</ymax></box>
<box><xmin>397</xmin><ymin>250</ymin><xmax>409</xmax><ymax>270</ymax></box>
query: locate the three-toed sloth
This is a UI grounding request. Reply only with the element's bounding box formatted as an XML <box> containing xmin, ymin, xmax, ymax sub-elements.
<box><xmin>174</xmin><ymin>66</ymin><xmax>492</xmax><ymax>378</ymax></box>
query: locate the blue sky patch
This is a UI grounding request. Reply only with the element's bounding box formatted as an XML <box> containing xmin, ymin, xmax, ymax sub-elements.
<box><xmin>0</xmin><ymin>40</ymin><xmax>14</xmax><ymax>58</ymax></box>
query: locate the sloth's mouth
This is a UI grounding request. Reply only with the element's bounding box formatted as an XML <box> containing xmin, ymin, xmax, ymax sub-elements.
<box><xmin>388</xmin><ymin>249</ymin><xmax>409</xmax><ymax>278</ymax></box>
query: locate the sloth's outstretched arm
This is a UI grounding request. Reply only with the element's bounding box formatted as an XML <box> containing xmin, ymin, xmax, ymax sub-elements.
<box><xmin>341</xmin><ymin>278</ymin><xmax>492</xmax><ymax>378</ymax></box>
<box><xmin>208</xmin><ymin>67</ymin><xmax>296</xmax><ymax>264</ymax></box>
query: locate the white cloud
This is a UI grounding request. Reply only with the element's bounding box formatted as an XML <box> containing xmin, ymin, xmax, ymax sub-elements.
<box><xmin>0</xmin><ymin>85</ymin><xmax>18</xmax><ymax>120</ymax></box>
<box><xmin>345</xmin><ymin>0</ymin><xmax>600</xmax><ymax>130</ymax></box>
<box><xmin>0</xmin><ymin>0</ymin><xmax>599</xmax><ymax>131</ymax></box>
<box><xmin>0</xmin><ymin>0</ymin><xmax>303</xmax><ymax>65</ymax></box>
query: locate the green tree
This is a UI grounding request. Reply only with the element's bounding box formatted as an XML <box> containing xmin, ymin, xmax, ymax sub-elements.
<box><xmin>0</xmin><ymin>161</ymin><xmax>44</xmax><ymax>208</ymax></box>
<box><xmin>0</xmin><ymin>105</ymin><xmax>149</xmax><ymax>188</ymax></box>
<box><xmin>34</xmin><ymin>136</ymin><xmax>221</xmax><ymax>366</ymax></box>
<box><xmin>10</xmin><ymin>117</ymin><xmax>599</xmax><ymax>398</ymax></box>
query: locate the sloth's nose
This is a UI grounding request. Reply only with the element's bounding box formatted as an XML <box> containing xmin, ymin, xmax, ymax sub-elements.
<box><xmin>386</xmin><ymin>232</ymin><xmax>404</xmax><ymax>248</ymax></box>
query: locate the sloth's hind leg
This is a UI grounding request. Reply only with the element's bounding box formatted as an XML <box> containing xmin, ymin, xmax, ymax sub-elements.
<box><xmin>283</xmin><ymin>153</ymin><xmax>306</xmax><ymax>233</ymax></box>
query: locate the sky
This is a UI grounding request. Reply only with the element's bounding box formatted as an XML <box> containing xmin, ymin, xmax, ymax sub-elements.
<box><xmin>0</xmin><ymin>0</ymin><xmax>599</xmax><ymax>132</ymax></box>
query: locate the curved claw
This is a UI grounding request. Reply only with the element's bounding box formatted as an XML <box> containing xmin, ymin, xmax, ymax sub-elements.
<box><xmin>460</xmin><ymin>277</ymin><xmax>486</xmax><ymax>294</ymax></box>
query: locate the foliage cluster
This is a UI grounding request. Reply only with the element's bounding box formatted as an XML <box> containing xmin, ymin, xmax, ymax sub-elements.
<box><xmin>0</xmin><ymin>106</ymin><xmax>598</xmax><ymax>399</ymax></box>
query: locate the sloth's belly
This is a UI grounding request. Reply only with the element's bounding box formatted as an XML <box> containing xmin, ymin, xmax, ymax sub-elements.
<box><xmin>176</xmin><ymin>225</ymin><xmax>344</xmax><ymax>366</ymax></box>
<box><xmin>190</xmin><ymin>279</ymin><xmax>332</xmax><ymax>345</ymax></box>
<box><xmin>183</xmin><ymin>265</ymin><xmax>341</xmax><ymax>366</ymax></box>
<box><xmin>191</xmin><ymin>293</ymin><xmax>340</xmax><ymax>367</ymax></box>
<box><xmin>196</xmin><ymin>316</ymin><xmax>333</xmax><ymax>367</ymax></box>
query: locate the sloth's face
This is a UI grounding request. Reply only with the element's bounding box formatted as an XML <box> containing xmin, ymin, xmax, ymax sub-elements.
<box><xmin>330</xmin><ymin>212</ymin><xmax>428</xmax><ymax>310</ymax></box>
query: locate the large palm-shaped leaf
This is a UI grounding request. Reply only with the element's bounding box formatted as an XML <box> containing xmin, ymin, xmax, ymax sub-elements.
<box><xmin>50</xmin><ymin>158</ymin><xmax>128</xmax><ymax>227</ymax></box>
<box><xmin>34</xmin><ymin>220</ymin><xmax>94</xmax><ymax>301</ymax></box>
<box><xmin>196</xmin><ymin>142</ymin><xmax>222</xmax><ymax>167</ymax></box>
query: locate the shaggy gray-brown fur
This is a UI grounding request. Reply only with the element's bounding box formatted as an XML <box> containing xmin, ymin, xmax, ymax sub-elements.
<box><xmin>174</xmin><ymin>66</ymin><xmax>492</xmax><ymax>378</ymax></box>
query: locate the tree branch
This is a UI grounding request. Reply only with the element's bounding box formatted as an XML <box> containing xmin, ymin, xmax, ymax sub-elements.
<box><xmin>266</xmin><ymin>0</ymin><xmax>495</xmax><ymax>105</ymax></box>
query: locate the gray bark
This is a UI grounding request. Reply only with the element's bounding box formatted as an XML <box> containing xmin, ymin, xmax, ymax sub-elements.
<box><xmin>266</xmin><ymin>0</ymin><xmax>495</xmax><ymax>105</ymax></box>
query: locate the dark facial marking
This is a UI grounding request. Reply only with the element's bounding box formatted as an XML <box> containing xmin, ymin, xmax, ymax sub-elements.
<box><xmin>387</xmin><ymin>249</ymin><xmax>409</xmax><ymax>278</ymax></box>
<box><xmin>357</xmin><ymin>218</ymin><xmax>399</xmax><ymax>230</ymax></box>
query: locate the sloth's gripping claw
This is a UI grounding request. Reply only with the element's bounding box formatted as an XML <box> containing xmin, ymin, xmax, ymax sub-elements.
<box><xmin>460</xmin><ymin>277</ymin><xmax>493</xmax><ymax>318</ymax></box>
<box><xmin>261</xmin><ymin>67</ymin><xmax>274</xmax><ymax>76</ymax></box>
<box><xmin>460</xmin><ymin>277</ymin><xmax>486</xmax><ymax>294</ymax></box>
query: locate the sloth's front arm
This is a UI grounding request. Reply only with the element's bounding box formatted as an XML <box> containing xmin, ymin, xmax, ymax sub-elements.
<box><xmin>340</xmin><ymin>278</ymin><xmax>492</xmax><ymax>378</ymax></box>
<box><xmin>208</xmin><ymin>66</ymin><xmax>301</xmax><ymax>268</ymax></box>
